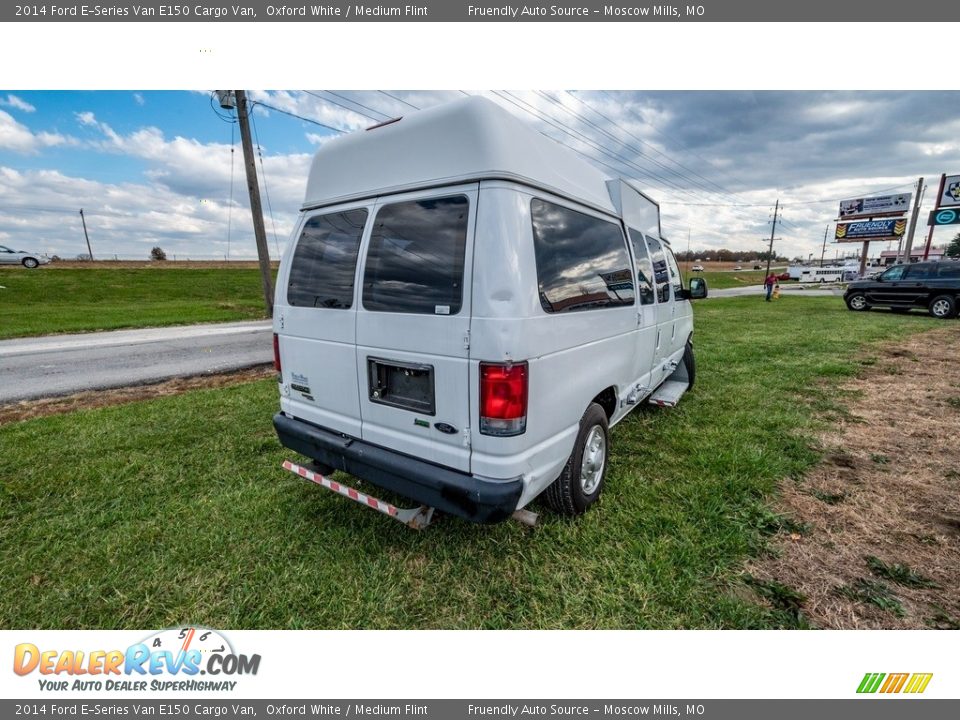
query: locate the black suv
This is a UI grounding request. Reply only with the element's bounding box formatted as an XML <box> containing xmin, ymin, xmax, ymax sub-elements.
<box><xmin>844</xmin><ymin>261</ymin><xmax>960</xmax><ymax>319</ymax></box>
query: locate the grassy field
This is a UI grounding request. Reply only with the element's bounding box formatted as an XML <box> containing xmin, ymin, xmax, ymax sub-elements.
<box><xmin>0</xmin><ymin>296</ymin><xmax>942</xmax><ymax>629</ymax></box>
<box><xmin>0</xmin><ymin>267</ymin><xmax>269</xmax><ymax>339</ymax></box>
<box><xmin>692</xmin><ymin>269</ymin><xmax>775</xmax><ymax>290</ymax></box>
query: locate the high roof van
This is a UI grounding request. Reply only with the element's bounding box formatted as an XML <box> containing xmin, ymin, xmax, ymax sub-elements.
<box><xmin>272</xmin><ymin>96</ymin><xmax>707</xmax><ymax>525</ymax></box>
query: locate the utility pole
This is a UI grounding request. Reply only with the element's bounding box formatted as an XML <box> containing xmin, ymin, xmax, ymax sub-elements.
<box><xmin>922</xmin><ymin>174</ymin><xmax>946</xmax><ymax>261</ymax></box>
<box><xmin>819</xmin><ymin>224</ymin><xmax>828</xmax><ymax>267</ymax></box>
<box><xmin>79</xmin><ymin>208</ymin><xmax>94</xmax><ymax>261</ymax></box>
<box><xmin>899</xmin><ymin>177</ymin><xmax>924</xmax><ymax>264</ymax></box>
<box><xmin>235</xmin><ymin>90</ymin><xmax>274</xmax><ymax>317</ymax></box>
<box><xmin>764</xmin><ymin>198</ymin><xmax>779</xmax><ymax>282</ymax></box>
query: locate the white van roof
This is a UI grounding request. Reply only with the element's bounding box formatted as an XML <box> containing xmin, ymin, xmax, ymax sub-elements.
<box><xmin>302</xmin><ymin>96</ymin><xmax>625</xmax><ymax>215</ymax></box>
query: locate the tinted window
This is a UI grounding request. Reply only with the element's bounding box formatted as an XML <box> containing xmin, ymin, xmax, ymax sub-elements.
<box><xmin>880</xmin><ymin>265</ymin><xmax>907</xmax><ymax>281</ymax></box>
<box><xmin>665</xmin><ymin>247</ymin><xmax>684</xmax><ymax>294</ymax></box>
<box><xmin>906</xmin><ymin>264</ymin><xmax>935</xmax><ymax>280</ymax></box>
<box><xmin>627</xmin><ymin>228</ymin><xmax>655</xmax><ymax>306</ymax></box>
<box><xmin>645</xmin><ymin>236</ymin><xmax>671</xmax><ymax>303</ymax></box>
<box><xmin>531</xmin><ymin>199</ymin><xmax>635</xmax><ymax>313</ymax></box>
<box><xmin>287</xmin><ymin>209</ymin><xmax>367</xmax><ymax>309</ymax></box>
<box><xmin>362</xmin><ymin>196</ymin><xmax>468</xmax><ymax>315</ymax></box>
<box><xmin>938</xmin><ymin>263</ymin><xmax>960</xmax><ymax>279</ymax></box>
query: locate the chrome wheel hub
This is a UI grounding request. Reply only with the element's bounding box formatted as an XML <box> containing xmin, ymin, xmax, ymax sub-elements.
<box><xmin>580</xmin><ymin>426</ymin><xmax>606</xmax><ymax>495</ymax></box>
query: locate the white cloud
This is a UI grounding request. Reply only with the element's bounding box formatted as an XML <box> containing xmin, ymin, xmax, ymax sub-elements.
<box><xmin>133</xmin><ymin>93</ymin><xmax>145</xmax><ymax>106</ymax></box>
<box><xmin>0</xmin><ymin>110</ymin><xmax>76</xmax><ymax>154</ymax></box>
<box><xmin>75</xmin><ymin>111</ymin><xmax>98</xmax><ymax>127</ymax></box>
<box><xmin>0</xmin><ymin>94</ymin><xmax>36</xmax><ymax>113</ymax></box>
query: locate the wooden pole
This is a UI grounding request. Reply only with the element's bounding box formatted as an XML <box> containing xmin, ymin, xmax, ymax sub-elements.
<box><xmin>235</xmin><ymin>90</ymin><xmax>274</xmax><ymax>317</ymax></box>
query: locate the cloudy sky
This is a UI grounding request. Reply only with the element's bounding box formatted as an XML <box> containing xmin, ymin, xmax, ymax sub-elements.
<box><xmin>1</xmin><ymin>90</ymin><xmax>958</xmax><ymax>262</ymax></box>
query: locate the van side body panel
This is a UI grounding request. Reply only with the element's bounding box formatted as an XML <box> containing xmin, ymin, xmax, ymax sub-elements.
<box><xmin>470</xmin><ymin>182</ymin><xmax>652</xmax><ymax>507</ymax></box>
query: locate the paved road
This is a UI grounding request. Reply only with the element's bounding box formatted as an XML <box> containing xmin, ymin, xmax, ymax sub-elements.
<box><xmin>0</xmin><ymin>320</ymin><xmax>272</xmax><ymax>403</ymax></box>
<box><xmin>710</xmin><ymin>284</ymin><xmax>844</xmax><ymax>298</ymax></box>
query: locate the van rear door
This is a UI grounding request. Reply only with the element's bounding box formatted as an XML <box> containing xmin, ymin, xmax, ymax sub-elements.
<box><xmin>278</xmin><ymin>204</ymin><xmax>370</xmax><ymax>438</ymax></box>
<box><xmin>354</xmin><ymin>185</ymin><xmax>478</xmax><ymax>473</ymax></box>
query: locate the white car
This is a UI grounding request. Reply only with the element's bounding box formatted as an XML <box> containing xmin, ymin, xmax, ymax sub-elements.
<box><xmin>691</xmin><ymin>264</ymin><xmax>705</xmax><ymax>272</ymax></box>
<box><xmin>0</xmin><ymin>244</ymin><xmax>51</xmax><ymax>268</ymax></box>
<box><xmin>272</xmin><ymin>97</ymin><xmax>707</xmax><ymax>524</ymax></box>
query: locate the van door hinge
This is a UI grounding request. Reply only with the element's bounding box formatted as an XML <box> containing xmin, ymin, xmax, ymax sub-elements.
<box><xmin>462</xmin><ymin>426</ymin><xmax>471</xmax><ymax>449</ymax></box>
<box><xmin>463</xmin><ymin>330</ymin><xmax>471</xmax><ymax>350</ymax></box>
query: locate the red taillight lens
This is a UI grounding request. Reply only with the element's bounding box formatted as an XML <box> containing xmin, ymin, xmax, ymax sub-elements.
<box><xmin>479</xmin><ymin>361</ymin><xmax>528</xmax><ymax>436</ymax></box>
<box><xmin>273</xmin><ymin>333</ymin><xmax>282</xmax><ymax>374</ymax></box>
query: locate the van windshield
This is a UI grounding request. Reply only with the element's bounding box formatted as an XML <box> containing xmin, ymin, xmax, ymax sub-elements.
<box><xmin>362</xmin><ymin>195</ymin><xmax>468</xmax><ymax>315</ymax></box>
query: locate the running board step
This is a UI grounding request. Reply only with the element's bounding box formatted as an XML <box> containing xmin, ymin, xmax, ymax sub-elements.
<box><xmin>648</xmin><ymin>380</ymin><xmax>689</xmax><ymax>407</ymax></box>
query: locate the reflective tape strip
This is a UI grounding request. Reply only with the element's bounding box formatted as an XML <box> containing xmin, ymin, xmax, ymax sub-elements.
<box><xmin>282</xmin><ymin>460</ymin><xmax>398</xmax><ymax>517</ymax></box>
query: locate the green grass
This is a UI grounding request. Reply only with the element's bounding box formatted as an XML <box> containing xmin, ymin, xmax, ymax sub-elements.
<box><xmin>0</xmin><ymin>296</ymin><xmax>942</xmax><ymax>629</ymax></box>
<box><xmin>0</xmin><ymin>268</ymin><xmax>269</xmax><ymax>339</ymax></box>
<box><xmin>691</xmin><ymin>270</ymin><xmax>770</xmax><ymax>289</ymax></box>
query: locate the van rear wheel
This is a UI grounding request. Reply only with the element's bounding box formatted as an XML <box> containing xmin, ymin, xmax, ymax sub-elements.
<box><xmin>683</xmin><ymin>340</ymin><xmax>696</xmax><ymax>390</ymax></box>
<box><xmin>543</xmin><ymin>403</ymin><xmax>609</xmax><ymax>517</ymax></box>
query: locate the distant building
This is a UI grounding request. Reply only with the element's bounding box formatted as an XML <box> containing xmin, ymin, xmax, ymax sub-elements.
<box><xmin>878</xmin><ymin>247</ymin><xmax>945</xmax><ymax>266</ymax></box>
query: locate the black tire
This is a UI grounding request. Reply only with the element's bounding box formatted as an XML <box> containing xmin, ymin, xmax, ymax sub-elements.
<box><xmin>845</xmin><ymin>293</ymin><xmax>870</xmax><ymax>312</ymax></box>
<box><xmin>22</xmin><ymin>257</ymin><xmax>39</xmax><ymax>269</ymax></box>
<box><xmin>543</xmin><ymin>403</ymin><xmax>609</xmax><ymax>517</ymax></box>
<box><xmin>928</xmin><ymin>295</ymin><xmax>958</xmax><ymax>320</ymax></box>
<box><xmin>683</xmin><ymin>339</ymin><xmax>696</xmax><ymax>390</ymax></box>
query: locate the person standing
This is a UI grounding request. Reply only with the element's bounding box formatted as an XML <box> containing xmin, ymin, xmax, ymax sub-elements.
<box><xmin>764</xmin><ymin>272</ymin><xmax>777</xmax><ymax>302</ymax></box>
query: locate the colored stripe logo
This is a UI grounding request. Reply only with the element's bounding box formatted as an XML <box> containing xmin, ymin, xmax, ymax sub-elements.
<box><xmin>857</xmin><ymin>672</ymin><xmax>933</xmax><ymax>694</ymax></box>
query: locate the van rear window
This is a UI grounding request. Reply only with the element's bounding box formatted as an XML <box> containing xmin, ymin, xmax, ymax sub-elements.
<box><xmin>531</xmin><ymin>199</ymin><xmax>635</xmax><ymax>314</ymax></box>
<box><xmin>362</xmin><ymin>195</ymin><xmax>468</xmax><ymax>315</ymax></box>
<box><xmin>287</xmin><ymin>209</ymin><xmax>367</xmax><ymax>309</ymax></box>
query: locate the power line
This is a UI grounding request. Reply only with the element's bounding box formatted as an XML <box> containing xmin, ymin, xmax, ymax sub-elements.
<box><xmin>321</xmin><ymin>90</ymin><xmax>393</xmax><ymax>120</ymax></box>
<box><xmin>250</xmin><ymin>110</ymin><xmax>282</xmax><ymax>258</ymax></box>
<box><xmin>251</xmin><ymin>99</ymin><xmax>348</xmax><ymax>134</ymax></box>
<box><xmin>542</xmin><ymin>90</ymin><xmax>745</xmax><ymax>205</ymax></box>
<box><xmin>301</xmin><ymin>90</ymin><xmax>385</xmax><ymax>123</ymax></box>
<box><xmin>378</xmin><ymin>90</ymin><xmax>421</xmax><ymax>110</ymax></box>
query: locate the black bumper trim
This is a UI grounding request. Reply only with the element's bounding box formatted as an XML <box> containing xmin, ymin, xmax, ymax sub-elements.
<box><xmin>273</xmin><ymin>413</ymin><xmax>523</xmax><ymax>524</ymax></box>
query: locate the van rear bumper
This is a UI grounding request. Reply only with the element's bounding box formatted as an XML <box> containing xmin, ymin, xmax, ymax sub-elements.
<box><xmin>273</xmin><ymin>413</ymin><xmax>523</xmax><ymax>524</ymax></box>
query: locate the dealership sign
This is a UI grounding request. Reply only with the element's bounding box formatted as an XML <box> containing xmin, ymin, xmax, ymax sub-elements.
<box><xmin>838</xmin><ymin>193</ymin><xmax>911</xmax><ymax>219</ymax></box>
<box><xmin>835</xmin><ymin>218</ymin><xmax>907</xmax><ymax>241</ymax></box>
<box><xmin>929</xmin><ymin>208</ymin><xmax>960</xmax><ymax>226</ymax></box>
<box><xmin>940</xmin><ymin>174</ymin><xmax>960</xmax><ymax>207</ymax></box>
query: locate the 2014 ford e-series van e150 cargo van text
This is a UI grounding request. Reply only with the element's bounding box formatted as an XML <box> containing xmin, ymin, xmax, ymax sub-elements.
<box><xmin>272</xmin><ymin>96</ymin><xmax>707</xmax><ymax>526</ymax></box>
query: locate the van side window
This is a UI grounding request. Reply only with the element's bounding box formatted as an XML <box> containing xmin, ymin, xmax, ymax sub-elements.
<box><xmin>531</xmin><ymin>199</ymin><xmax>635</xmax><ymax>313</ymax></box>
<box><xmin>665</xmin><ymin>247</ymin><xmax>684</xmax><ymax>295</ymax></box>
<box><xmin>362</xmin><ymin>195</ymin><xmax>468</xmax><ymax>315</ymax></box>
<box><xmin>287</xmin><ymin>208</ymin><xmax>368</xmax><ymax>309</ymax></box>
<box><xmin>645</xmin><ymin>236</ymin><xmax>671</xmax><ymax>303</ymax></box>
<box><xmin>627</xmin><ymin>228</ymin><xmax>655</xmax><ymax>306</ymax></box>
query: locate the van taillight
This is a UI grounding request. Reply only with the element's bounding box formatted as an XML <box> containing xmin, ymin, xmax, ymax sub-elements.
<box><xmin>273</xmin><ymin>333</ymin><xmax>282</xmax><ymax>375</ymax></box>
<box><xmin>479</xmin><ymin>361</ymin><xmax>528</xmax><ymax>436</ymax></box>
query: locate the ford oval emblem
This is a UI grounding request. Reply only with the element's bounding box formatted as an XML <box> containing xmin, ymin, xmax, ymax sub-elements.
<box><xmin>434</xmin><ymin>422</ymin><xmax>458</xmax><ymax>435</ymax></box>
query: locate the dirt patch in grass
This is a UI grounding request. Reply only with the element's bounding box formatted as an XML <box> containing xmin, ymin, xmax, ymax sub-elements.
<box><xmin>747</xmin><ymin>327</ymin><xmax>960</xmax><ymax>629</ymax></box>
<box><xmin>0</xmin><ymin>365</ymin><xmax>273</xmax><ymax>426</ymax></box>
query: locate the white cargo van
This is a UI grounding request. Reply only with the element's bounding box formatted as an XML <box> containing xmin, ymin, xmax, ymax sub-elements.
<box><xmin>272</xmin><ymin>97</ymin><xmax>707</xmax><ymax>524</ymax></box>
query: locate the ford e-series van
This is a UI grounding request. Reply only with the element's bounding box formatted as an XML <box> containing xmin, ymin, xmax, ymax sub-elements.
<box><xmin>272</xmin><ymin>96</ymin><xmax>706</xmax><ymax>525</ymax></box>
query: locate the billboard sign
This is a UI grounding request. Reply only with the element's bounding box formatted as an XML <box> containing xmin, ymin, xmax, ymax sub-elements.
<box><xmin>940</xmin><ymin>175</ymin><xmax>960</xmax><ymax>207</ymax></box>
<box><xmin>838</xmin><ymin>193</ymin><xmax>911</xmax><ymax>219</ymax></box>
<box><xmin>929</xmin><ymin>208</ymin><xmax>960</xmax><ymax>226</ymax></box>
<box><xmin>835</xmin><ymin>218</ymin><xmax>907</xmax><ymax>241</ymax></box>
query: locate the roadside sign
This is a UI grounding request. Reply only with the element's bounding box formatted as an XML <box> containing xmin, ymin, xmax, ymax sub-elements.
<box><xmin>928</xmin><ymin>208</ymin><xmax>960</xmax><ymax>226</ymax></box>
<box><xmin>835</xmin><ymin>218</ymin><xmax>907</xmax><ymax>241</ymax></box>
<box><xmin>941</xmin><ymin>175</ymin><xmax>960</xmax><ymax>207</ymax></box>
<box><xmin>838</xmin><ymin>193</ymin><xmax>911</xmax><ymax>219</ymax></box>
